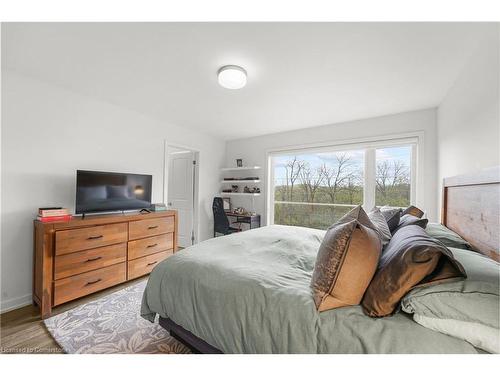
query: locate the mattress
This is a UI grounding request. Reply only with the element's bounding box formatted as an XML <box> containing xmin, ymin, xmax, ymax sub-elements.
<box><xmin>141</xmin><ymin>225</ymin><xmax>480</xmax><ymax>353</ymax></box>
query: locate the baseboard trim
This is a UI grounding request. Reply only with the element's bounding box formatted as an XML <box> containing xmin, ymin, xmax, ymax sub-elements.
<box><xmin>0</xmin><ymin>293</ymin><xmax>32</xmax><ymax>314</ymax></box>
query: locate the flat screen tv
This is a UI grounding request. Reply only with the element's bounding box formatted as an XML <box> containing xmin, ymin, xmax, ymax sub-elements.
<box><xmin>76</xmin><ymin>170</ymin><xmax>152</xmax><ymax>214</ymax></box>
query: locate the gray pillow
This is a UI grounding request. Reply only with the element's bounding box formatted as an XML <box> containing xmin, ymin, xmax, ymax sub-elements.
<box><xmin>425</xmin><ymin>223</ymin><xmax>473</xmax><ymax>251</ymax></box>
<box><xmin>402</xmin><ymin>247</ymin><xmax>499</xmax><ymax>327</ymax></box>
<box><xmin>393</xmin><ymin>214</ymin><xmax>428</xmax><ymax>233</ymax></box>
<box><xmin>380</xmin><ymin>207</ymin><xmax>401</xmax><ymax>233</ymax></box>
<box><xmin>368</xmin><ymin>207</ymin><xmax>391</xmax><ymax>245</ymax></box>
<box><xmin>401</xmin><ymin>247</ymin><xmax>499</xmax><ymax>352</ymax></box>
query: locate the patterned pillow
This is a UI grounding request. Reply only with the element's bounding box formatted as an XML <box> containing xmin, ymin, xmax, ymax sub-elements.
<box><xmin>368</xmin><ymin>207</ymin><xmax>392</xmax><ymax>246</ymax></box>
<box><xmin>311</xmin><ymin>206</ymin><xmax>382</xmax><ymax>312</ymax></box>
<box><xmin>380</xmin><ymin>207</ymin><xmax>402</xmax><ymax>233</ymax></box>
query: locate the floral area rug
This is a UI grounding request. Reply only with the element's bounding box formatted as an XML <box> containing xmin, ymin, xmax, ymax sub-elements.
<box><xmin>44</xmin><ymin>280</ymin><xmax>191</xmax><ymax>354</ymax></box>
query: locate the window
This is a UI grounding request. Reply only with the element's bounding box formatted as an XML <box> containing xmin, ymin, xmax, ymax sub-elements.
<box><xmin>272</xmin><ymin>150</ymin><xmax>364</xmax><ymax>229</ymax></box>
<box><xmin>269</xmin><ymin>139</ymin><xmax>416</xmax><ymax>230</ymax></box>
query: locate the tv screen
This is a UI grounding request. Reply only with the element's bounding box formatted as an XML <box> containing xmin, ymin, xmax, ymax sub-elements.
<box><xmin>76</xmin><ymin>170</ymin><xmax>152</xmax><ymax>214</ymax></box>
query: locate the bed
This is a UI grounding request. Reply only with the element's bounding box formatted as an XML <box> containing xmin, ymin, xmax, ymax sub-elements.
<box><xmin>141</xmin><ymin>167</ymin><xmax>500</xmax><ymax>353</ymax></box>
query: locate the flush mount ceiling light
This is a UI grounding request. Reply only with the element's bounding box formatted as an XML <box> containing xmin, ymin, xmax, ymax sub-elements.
<box><xmin>217</xmin><ymin>65</ymin><xmax>247</xmax><ymax>89</ymax></box>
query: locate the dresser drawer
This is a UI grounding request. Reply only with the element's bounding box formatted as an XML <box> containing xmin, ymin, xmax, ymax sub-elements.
<box><xmin>127</xmin><ymin>250</ymin><xmax>173</xmax><ymax>280</ymax></box>
<box><xmin>129</xmin><ymin>216</ymin><xmax>174</xmax><ymax>240</ymax></box>
<box><xmin>54</xmin><ymin>263</ymin><xmax>126</xmax><ymax>306</ymax></box>
<box><xmin>54</xmin><ymin>243</ymin><xmax>127</xmax><ymax>280</ymax></box>
<box><xmin>128</xmin><ymin>233</ymin><xmax>174</xmax><ymax>260</ymax></box>
<box><xmin>56</xmin><ymin>223</ymin><xmax>128</xmax><ymax>255</ymax></box>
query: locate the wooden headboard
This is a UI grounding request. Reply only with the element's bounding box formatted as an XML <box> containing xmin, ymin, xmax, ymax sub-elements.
<box><xmin>442</xmin><ymin>166</ymin><xmax>500</xmax><ymax>261</ymax></box>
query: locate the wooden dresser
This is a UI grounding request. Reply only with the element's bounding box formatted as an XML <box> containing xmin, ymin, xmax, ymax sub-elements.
<box><xmin>33</xmin><ymin>211</ymin><xmax>178</xmax><ymax>318</ymax></box>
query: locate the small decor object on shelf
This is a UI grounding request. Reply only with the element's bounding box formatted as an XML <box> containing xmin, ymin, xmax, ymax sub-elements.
<box><xmin>222</xmin><ymin>188</ymin><xmax>233</xmax><ymax>193</ymax></box>
<box><xmin>151</xmin><ymin>203</ymin><xmax>167</xmax><ymax>211</ymax></box>
<box><xmin>222</xmin><ymin>197</ymin><xmax>231</xmax><ymax>212</ymax></box>
<box><xmin>244</xmin><ymin>186</ymin><xmax>261</xmax><ymax>194</ymax></box>
<box><xmin>231</xmin><ymin>185</ymin><xmax>239</xmax><ymax>192</ymax></box>
<box><xmin>37</xmin><ymin>207</ymin><xmax>71</xmax><ymax>222</ymax></box>
<box><xmin>233</xmin><ymin>207</ymin><xmax>247</xmax><ymax>215</ymax></box>
<box><xmin>236</xmin><ymin>159</ymin><xmax>243</xmax><ymax>167</ymax></box>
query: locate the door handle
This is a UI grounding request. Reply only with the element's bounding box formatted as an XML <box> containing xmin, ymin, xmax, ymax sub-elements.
<box><xmin>147</xmin><ymin>243</ymin><xmax>158</xmax><ymax>248</ymax></box>
<box><xmin>87</xmin><ymin>235</ymin><xmax>103</xmax><ymax>240</ymax></box>
<box><xmin>85</xmin><ymin>256</ymin><xmax>102</xmax><ymax>262</ymax></box>
<box><xmin>146</xmin><ymin>261</ymin><xmax>158</xmax><ymax>266</ymax></box>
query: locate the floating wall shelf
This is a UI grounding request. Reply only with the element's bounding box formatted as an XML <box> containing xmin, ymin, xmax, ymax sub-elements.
<box><xmin>221</xmin><ymin>180</ymin><xmax>260</xmax><ymax>183</ymax></box>
<box><xmin>220</xmin><ymin>166</ymin><xmax>261</xmax><ymax>172</ymax></box>
<box><xmin>220</xmin><ymin>192</ymin><xmax>261</xmax><ymax>197</ymax></box>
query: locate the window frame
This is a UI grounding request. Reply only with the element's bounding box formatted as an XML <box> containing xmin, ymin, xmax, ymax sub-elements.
<box><xmin>266</xmin><ymin>132</ymin><xmax>423</xmax><ymax>226</ymax></box>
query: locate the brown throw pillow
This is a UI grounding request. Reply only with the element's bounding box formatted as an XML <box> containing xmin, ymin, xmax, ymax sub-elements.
<box><xmin>402</xmin><ymin>205</ymin><xmax>424</xmax><ymax>218</ymax></box>
<box><xmin>311</xmin><ymin>206</ymin><xmax>382</xmax><ymax>312</ymax></box>
<box><xmin>368</xmin><ymin>207</ymin><xmax>392</xmax><ymax>245</ymax></box>
<box><xmin>380</xmin><ymin>207</ymin><xmax>401</xmax><ymax>232</ymax></box>
<box><xmin>361</xmin><ymin>225</ymin><xmax>466</xmax><ymax>317</ymax></box>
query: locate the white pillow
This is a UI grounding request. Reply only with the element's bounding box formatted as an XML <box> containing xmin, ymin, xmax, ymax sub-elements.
<box><xmin>413</xmin><ymin>314</ymin><xmax>500</xmax><ymax>353</ymax></box>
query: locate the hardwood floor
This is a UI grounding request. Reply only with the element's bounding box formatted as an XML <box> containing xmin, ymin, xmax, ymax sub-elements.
<box><xmin>0</xmin><ymin>277</ymin><xmax>147</xmax><ymax>354</ymax></box>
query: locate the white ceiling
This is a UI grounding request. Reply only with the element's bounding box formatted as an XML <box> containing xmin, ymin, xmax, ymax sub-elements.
<box><xmin>2</xmin><ymin>23</ymin><xmax>493</xmax><ymax>140</ymax></box>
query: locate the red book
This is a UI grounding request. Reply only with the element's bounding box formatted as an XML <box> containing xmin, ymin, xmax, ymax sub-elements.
<box><xmin>37</xmin><ymin>214</ymin><xmax>72</xmax><ymax>223</ymax></box>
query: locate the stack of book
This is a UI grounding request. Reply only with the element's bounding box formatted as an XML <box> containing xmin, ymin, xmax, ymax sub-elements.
<box><xmin>37</xmin><ymin>207</ymin><xmax>72</xmax><ymax>222</ymax></box>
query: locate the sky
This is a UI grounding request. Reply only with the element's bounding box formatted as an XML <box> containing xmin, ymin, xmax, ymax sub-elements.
<box><xmin>273</xmin><ymin>145</ymin><xmax>411</xmax><ymax>185</ymax></box>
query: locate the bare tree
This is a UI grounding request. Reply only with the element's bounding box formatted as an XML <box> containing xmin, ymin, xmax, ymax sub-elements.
<box><xmin>318</xmin><ymin>153</ymin><xmax>357</xmax><ymax>221</ymax></box>
<box><xmin>345</xmin><ymin>169</ymin><xmax>362</xmax><ymax>204</ymax></box>
<box><xmin>299</xmin><ymin>163</ymin><xmax>324</xmax><ymax>203</ymax></box>
<box><xmin>392</xmin><ymin>160</ymin><xmax>409</xmax><ymax>186</ymax></box>
<box><xmin>376</xmin><ymin>161</ymin><xmax>390</xmax><ymax>199</ymax></box>
<box><xmin>284</xmin><ymin>157</ymin><xmax>305</xmax><ymax>201</ymax></box>
<box><xmin>321</xmin><ymin>153</ymin><xmax>354</xmax><ymax>204</ymax></box>
<box><xmin>376</xmin><ymin>160</ymin><xmax>409</xmax><ymax>199</ymax></box>
<box><xmin>276</xmin><ymin>185</ymin><xmax>287</xmax><ymax>201</ymax></box>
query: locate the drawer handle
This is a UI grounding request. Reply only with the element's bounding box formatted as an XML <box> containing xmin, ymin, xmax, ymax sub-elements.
<box><xmin>147</xmin><ymin>243</ymin><xmax>158</xmax><ymax>248</ymax></box>
<box><xmin>148</xmin><ymin>225</ymin><xmax>159</xmax><ymax>230</ymax></box>
<box><xmin>147</xmin><ymin>261</ymin><xmax>158</xmax><ymax>266</ymax></box>
<box><xmin>87</xmin><ymin>235</ymin><xmax>103</xmax><ymax>240</ymax></box>
<box><xmin>85</xmin><ymin>256</ymin><xmax>102</xmax><ymax>262</ymax></box>
<box><xmin>85</xmin><ymin>278</ymin><xmax>102</xmax><ymax>286</ymax></box>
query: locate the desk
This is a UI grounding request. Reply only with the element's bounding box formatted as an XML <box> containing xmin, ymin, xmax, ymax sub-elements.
<box><xmin>226</xmin><ymin>212</ymin><xmax>261</xmax><ymax>230</ymax></box>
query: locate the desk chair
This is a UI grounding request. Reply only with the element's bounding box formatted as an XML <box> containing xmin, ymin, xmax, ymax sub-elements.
<box><xmin>212</xmin><ymin>197</ymin><xmax>241</xmax><ymax>236</ymax></box>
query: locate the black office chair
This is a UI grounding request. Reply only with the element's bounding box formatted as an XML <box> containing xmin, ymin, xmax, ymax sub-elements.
<box><xmin>213</xmin><ymin>197</ymin><xmax>241</xmax><ymax>237</ymax></box>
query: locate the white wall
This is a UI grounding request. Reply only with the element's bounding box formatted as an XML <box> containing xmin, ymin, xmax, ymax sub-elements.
<box><xmin>437</xmin><ymin>24</ymin><xmax>500</xmax><ymax>212</ymax></box>
<box><xmin>225</xmin><ymin>108</ymin><xmax>438</xmax><ymax>225</ymax></box>
<box><xmin>1</xmin><ymin>71</ymin><xmax>225</xmax><ymax>312</ymax></box>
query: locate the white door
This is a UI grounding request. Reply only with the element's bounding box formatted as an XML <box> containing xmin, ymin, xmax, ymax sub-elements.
<box><xmin>167</xmin><ymin>148</ymin><xmax>195</xmax><ymax>248</ymax></box>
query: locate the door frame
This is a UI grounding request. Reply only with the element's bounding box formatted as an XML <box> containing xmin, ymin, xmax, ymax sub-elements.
<box><xmin>163</xmin><ymin>140</ymin><xmax>200</xmax><ymax>246</ymax></box>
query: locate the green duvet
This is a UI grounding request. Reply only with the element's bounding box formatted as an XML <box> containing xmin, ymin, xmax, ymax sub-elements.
<box><xmin>141</xmin><ymin>225</ymin><xmax>479</xmax><ymax>353</ymax></box>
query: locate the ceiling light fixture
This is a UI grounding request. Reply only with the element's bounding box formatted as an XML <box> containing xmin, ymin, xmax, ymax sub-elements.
<box><xmin>217</xmin><ymin>65</ymin><xmax>247</xmax><ymax>89</ymax></box>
